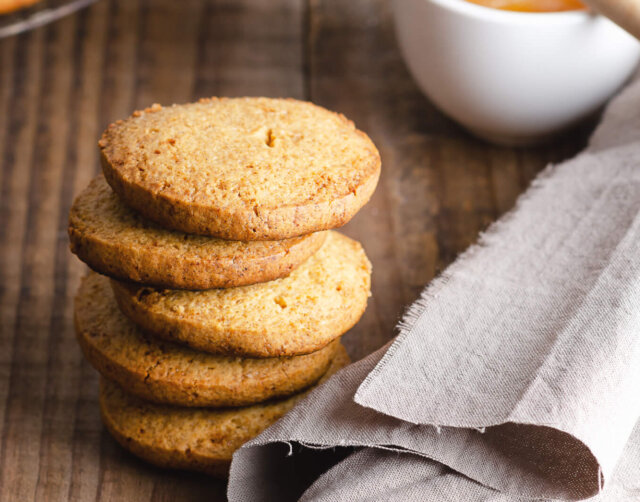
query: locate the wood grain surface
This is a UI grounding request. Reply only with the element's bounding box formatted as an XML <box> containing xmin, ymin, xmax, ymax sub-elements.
<box><xmin>0</xmin><ymin>0</ymin><xmax>591</xmax><ymax>500</ymax></box>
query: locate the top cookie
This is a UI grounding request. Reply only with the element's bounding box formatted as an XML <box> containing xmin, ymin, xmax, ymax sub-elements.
<box><xmin>99</xmin><ymin>98</ymin><xmax>381</xmax><ymax>240</ymax></box>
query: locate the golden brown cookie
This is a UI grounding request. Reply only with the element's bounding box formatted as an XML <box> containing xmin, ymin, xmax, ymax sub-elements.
<box><xmin>99</xmin><ymin>345</ymin><xmax>350</xmax><ymax>477</ymax></box>
<box><xmin>99</xmin><ymin>98</ymin><xmax>381</xmax><ymax>240</ymax></box>
<box><xmin>111</xmin><ymin>231</ymin><xmax>371</xmax><ymax>357</ymax></box>
<box><xmin>0</xmin><ymin>0</ymin><xmax>40</xmax><ymax>15</ymax></box>
<box><xmin>76</xmin><ymin>272</ymin><xmax>339</xmax><ymax>407</ymax></box>
<box><xmin>69</xmin><ymin>176</ymin><xmax>326</xmax><ymax>289</ymax></box>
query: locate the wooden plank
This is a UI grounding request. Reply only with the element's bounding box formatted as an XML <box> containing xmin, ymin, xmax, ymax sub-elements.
<box><xmin>193</xmin><ymin>0</ymin><xmax>305</xmax><ymax>99</ymax></box>
<box><xmin>42</xmin><ymin>4</ymin><xmax>110</xmax><ymax>502</ymax></box>
<box><xmin>0</xmin><ymin>23</ymin><xmax>50</xmax><ymax>502</ymax></box>
<box><xmin>132</xmin><ymin>0</ymin><xmax>204</xmax><ymax>108</ymax></box>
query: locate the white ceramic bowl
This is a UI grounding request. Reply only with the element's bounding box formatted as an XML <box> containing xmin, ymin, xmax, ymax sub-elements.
<box><xmin>393</xmin><ymin>0</ymin><xmax>640</xmax><ymax>145</ymax></box>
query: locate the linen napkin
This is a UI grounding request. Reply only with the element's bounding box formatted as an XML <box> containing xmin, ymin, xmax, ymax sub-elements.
<box><xmin>227</xmin><ymin>74</ymin><xmax>640</xmax><ymax>502</ymax></box>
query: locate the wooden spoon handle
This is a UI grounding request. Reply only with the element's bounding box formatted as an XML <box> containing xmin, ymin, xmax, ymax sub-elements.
<box><xmin>583</xmin><ymin>0</ymin><xmax>640</xmax><ymax>40</ymax></box>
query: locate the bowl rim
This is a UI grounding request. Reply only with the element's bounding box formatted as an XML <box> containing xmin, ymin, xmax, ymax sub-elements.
<box><xmin>407</xmin><ymin>0</ymin><xmax>598</xmax><ymax>24</ymax></box>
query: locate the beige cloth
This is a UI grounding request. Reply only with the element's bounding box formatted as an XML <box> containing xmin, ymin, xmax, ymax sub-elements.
<box><xmin>227</xmin><ymin>75</ymin><xmax>640</xmax><ymax>501</ymax></box>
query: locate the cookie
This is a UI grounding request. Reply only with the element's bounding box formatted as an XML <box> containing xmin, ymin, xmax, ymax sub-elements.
<box><xmin>69</xmin><ymin>176</ymin><xmax>326</xmax><ymax>289</ymax></box>
<box><xmin>0</xmin><ymin>0</ymin><xmax>40</xmax><ymax>15</ymax></box>
<box><xmin>99</xmin><ymin>98</ymin><xmax>381</xmax><ymax>240</ymax></box>
<box><xmin>75</xmin><ymin>272</ymin><xmax>339</xmax><ymax>407</ymax></box>
<box><xmin>111</xmin><ymin>231</ymin><xmax>371</xmax><ymax>357</ymax></box>
<box><xmin>99</xmin><ymin>345</ymin><xmax>350</xmax><ymax>476</ymax></box>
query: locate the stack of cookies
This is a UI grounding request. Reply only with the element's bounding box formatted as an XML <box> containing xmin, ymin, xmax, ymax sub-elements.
<box><xmin>68</xmin><ymin>98</ymin><xmax>381</xmax><ymax>476</ymax></box>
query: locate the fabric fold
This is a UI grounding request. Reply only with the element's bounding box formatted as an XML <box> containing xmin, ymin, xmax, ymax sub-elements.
<box><xmin>354</xmin><ymin>144</ymin><xmax>640</xmax><ymax>498</ymax></box>
<box><xmin>229</xmin><ymin>342</ymin><xmax>640</xmax><ymax>501</ymax></box>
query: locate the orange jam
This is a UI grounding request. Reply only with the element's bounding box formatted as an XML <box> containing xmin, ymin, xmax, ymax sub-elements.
<box><xmin>466</xmin><ymin>0</ymin><xmax>585</xmax><ymax>12</ymax></box>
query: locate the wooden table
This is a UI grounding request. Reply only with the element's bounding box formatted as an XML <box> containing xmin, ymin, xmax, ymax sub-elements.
<box><xmin>0</xmin><ymin>0</ymin><xmax>592</xmax><ymax>500</ymax></box>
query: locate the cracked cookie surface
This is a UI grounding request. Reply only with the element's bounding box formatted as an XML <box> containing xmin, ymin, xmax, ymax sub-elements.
<box><xmin>69</xmin><ymin>176</ymin><xmax>326</xmax><ymax>289</ymax></box>
<box><xmin>99</xmin><ymin>97</ymin><xmax>381</xmax><ymax>240</ymax></box>
<box><xmin>75</xmin><ymin>272</ymin><xmax>339</xmax><ymax>407</ymax></box>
